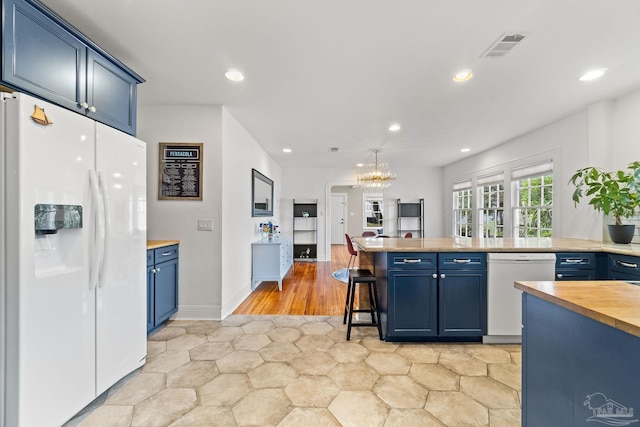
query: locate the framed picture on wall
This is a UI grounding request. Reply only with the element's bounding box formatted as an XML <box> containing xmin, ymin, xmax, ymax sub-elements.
<box><xmin>158</xmin><ymin>142</ymin><xmax>203</xmax><ymax>200</ymax></box>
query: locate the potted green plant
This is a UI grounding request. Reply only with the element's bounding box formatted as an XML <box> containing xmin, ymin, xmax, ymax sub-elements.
<box><xmin>569</xmin><ymin>161</ymin><xmax>640</xmax><ymax>243</ymax></box>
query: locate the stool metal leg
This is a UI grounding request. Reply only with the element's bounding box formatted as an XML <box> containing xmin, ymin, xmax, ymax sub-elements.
<box><xmin>343</xmin><ymin>276</ymin><xmax>352</xmax><ymax>324</ymax></box>
<box><xmin>371</xmin><ymin>279</ymin><xmax>383</xmax><ymax>340</ymax></box>
<box><xmin>346</xmin><ymin>281</ymin><xmax>357</xmax><ymax>341</ymax></box>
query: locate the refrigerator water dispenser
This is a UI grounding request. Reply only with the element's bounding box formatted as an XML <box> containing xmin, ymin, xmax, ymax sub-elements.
<box><xmin>34</xmin><ymin>204</ymin><xmax>82</xmax><ymax>235</ymax></box>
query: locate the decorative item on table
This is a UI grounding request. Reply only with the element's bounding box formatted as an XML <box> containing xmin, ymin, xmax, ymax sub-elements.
<box><xmin>259</xmin><ymin>221</ymin><xmax>277</xmax><ymax>240</ymax></box>
<box><xmin>302</xmin><ymin>211</ymin><xmax>309</xmax><ymax>217</ymax></box>
<box><xmin>569</xmin><ymin>161</ymin><xmax>640</xmax><ymax>244</ymax></box>
<box><xmin>300</xmin><ymin>247</ymin><xmax>310</xmax><ymax>258</ymax></box>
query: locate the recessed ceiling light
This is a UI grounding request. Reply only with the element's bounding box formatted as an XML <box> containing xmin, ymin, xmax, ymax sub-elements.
<box><xmin>225</xmin><ymin>69</ymin><xmax>244</xmax><ymax>82</ymax></box>
<box><xmin>388</xmin><ymin>123</ymin><xmax>401</xmax><ymax>132</ymax></box>
<box><xmin>460</xmin><ymin>148</ymin><xmax>471</xmax><ymax>153</ymax></box>
<box><xmin>356</xmin><ymin>163</ymin><xmax>364</xmax><ymax>167</ymax></box>
<box><xmin>453</xmin><ymin>70</ymin><xmax>473</xmax><ymax>82</ymax></box>
<box><xmin>579</xmin><ymin>68</ymin><xmax>607</xmax><ymax>82</ymax></box>
<box><xmin>282</xmin><ymin>148</ymin><xmax>292</xmax><ymax>153</ymax></box>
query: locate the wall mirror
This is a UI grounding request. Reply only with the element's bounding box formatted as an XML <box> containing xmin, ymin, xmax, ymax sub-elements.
<box><xmin>252</xmin><ymin>168</ymin><xmax>274</xmax><ymax>217</ymax></box>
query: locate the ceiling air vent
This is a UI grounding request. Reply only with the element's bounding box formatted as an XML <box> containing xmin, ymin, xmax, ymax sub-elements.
<box><xmin>330</xmin><ymin>147</ymin><xmax>339</xmax><ymax>152</ymax></box>
<box><xmin>480</xmin><ymin>32</ymin><xmax>528</xmax><ymax>58</ymax></box>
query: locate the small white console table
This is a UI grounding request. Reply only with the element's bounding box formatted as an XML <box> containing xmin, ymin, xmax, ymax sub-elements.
<box><xmin>251</xmin><ymin>236</ymin><xmax>293</xmax><ymax>291</ymax></box>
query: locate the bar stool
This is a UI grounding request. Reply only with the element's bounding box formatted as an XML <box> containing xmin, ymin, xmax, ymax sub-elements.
<box><xmin>343</xmin><ymin>269</ymin><xmax>383</xmax><ymax>341</ymax></box>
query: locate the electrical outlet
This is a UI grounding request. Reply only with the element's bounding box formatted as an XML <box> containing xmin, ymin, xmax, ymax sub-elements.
<box><xmin>197</xmin><ymin>219</ymin><xmax>213</xmax><ymax>231</ymax></box>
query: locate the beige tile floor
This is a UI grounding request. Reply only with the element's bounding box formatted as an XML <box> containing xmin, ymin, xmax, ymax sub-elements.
<box><xmin>66</xmin><ymin>315</ymin><xmax>522</xmax><ymax>427</ymax></box>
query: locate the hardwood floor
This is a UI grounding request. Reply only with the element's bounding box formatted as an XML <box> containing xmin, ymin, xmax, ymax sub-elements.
<box><xmin>233</xmin><ymin>244</ymin><xmax>351</xmax><ymax>315</ymax></box>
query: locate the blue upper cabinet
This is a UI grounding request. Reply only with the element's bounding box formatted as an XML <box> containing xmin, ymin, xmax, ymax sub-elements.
<box><xmin>86</xmin><ymin>51</ymin><xmax>137</xmax><ymax>134</ymax></box>
<box><xmin>1</xmin><ymin>0</ymin><xmax>143</xmax><ymax>135</ymax></box>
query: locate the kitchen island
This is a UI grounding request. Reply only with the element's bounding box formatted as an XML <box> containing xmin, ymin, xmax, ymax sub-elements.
<box><xmin>515</xmin><ymin>280</ymin><xmax>640</xmax><ymax>426</ymax></box>
<box><xmin>351</xmin><ymin>237</ymin><xmax>640</xmax><ymax>341</ymax></box>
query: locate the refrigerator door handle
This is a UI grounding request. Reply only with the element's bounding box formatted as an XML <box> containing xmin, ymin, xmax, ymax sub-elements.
<box><xmin>89</xmin><ymin>169</ymin><xmax>106</xmax><ymax>290</ymax></box>
<box><xmin>97</xmin><ymin>171</ymin><xmax>109</xmax><ymax>287</ymax></box>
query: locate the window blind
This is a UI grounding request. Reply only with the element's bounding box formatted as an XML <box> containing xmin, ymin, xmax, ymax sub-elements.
<box><xmin>453</xmin><ymin>179</ymin><xmax>472</xmax><ymax>191</ymax></box>
<box><xmin>477</xmin><ymin>172</ymin><xmax>504</xmax><ymax>186</ymax></box>
<box><xmin>511</xmin><ymin>160</ymin><xmax>553</xmax><ymax>180</ymax></box>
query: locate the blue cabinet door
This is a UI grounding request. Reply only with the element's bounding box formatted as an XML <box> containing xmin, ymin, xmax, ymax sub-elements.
<box><xmin>387</xmin><ymin>270</ymin><xmax>437</xmax><ymax>339</ymax></box>
<box><xmin>86</xmin><ymin>50</ymin><xmax>137</xmax><ymax>134</ymax></box>
<box><xmin>2</xmin><ymin>0</ymin><xmax>86</xmax><ymax>112</ymax></box>
<box><xmin>153</xmin><ymin>257</ymin><xmax>179</xmax><ymax>326</ymax></box>
<box><xmin>438</xmin><ymin>270</ymin><xmax>487</xmax><ymax>336</ymax></box>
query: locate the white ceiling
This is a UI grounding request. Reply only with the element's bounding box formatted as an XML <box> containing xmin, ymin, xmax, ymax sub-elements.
<box><xmin>41</xmin><ymin>0</ymin><xmax>640</xmax><ymax>169</ymax></box>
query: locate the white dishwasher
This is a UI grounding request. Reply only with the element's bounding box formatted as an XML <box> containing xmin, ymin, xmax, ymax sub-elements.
<box><xmin>485</xmin><ymin>253</ymin><xmax>556</xmax><ymax>343</ymax></box>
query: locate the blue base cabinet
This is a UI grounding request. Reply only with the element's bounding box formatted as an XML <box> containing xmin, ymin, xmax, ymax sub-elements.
<box><xmin>522</xmin><ymin>293</ymin><xmax>640</xmax><ymax>426</ymax></box>
<box><xmin>1</xmin><ymin>0</ymin><xmax>143</xmax><ymax>135</ymax></box>
<box><xmin>376</xmin><ymin>252</ymin><xmax>487</xmax><ymax>341</ymax></box>
<box><xmin>147</xmin><ymin>245</ymin><xmax>179</xmax><ymax>334</ymax></box>
<box><xmin>438</xmin><ymin>253</ymin><xmax>487</xmax><ymax>336</ymax></box>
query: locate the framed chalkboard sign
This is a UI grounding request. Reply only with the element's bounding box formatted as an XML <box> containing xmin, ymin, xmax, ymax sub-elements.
<box><xmin>158</xmin><ymin>142</ymin><xmax>203</xmax><ymax>200</ymax></box>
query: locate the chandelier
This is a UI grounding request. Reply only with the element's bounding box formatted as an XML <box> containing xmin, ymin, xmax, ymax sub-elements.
<box><xmin>357</xmin><ymin>149</ymin><xmax>396</xmax><ymax>191</ymax></box>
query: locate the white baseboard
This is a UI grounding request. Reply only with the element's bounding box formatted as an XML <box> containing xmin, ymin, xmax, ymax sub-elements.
<box><xmin>174</xmin><ymin>304</ymin><xmax>222</xmax><ymax>320</ymax></box>
<box><xmin>220</xmin><ymin>284</ymin><xmax>253</xmax><ymax>319</ymax></box>
<box><xmin>482</xmin><ymin>335</ymin><xmax>522</xmax><ymax>344</ymax></box>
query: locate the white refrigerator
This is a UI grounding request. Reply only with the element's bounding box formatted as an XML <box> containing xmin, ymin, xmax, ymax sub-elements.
<box><xmin>0</xmin><ymin>92</ymin><xmax>147</xmax><ymax>427</ymax></box>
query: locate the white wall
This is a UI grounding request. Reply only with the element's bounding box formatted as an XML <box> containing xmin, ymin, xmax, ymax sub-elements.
<box><xmin>612</xmin><ymin>89</ymin><xmax>640</xmax><ymax>168</ymax></box>
<box><xmin>138</xmin><ymin>105</ymin><xmax>223</xmax><ymax>319</ymax></box>
<box><xmin>221</xmin><ymin>107</ymin><xmax>282</xmax><ymax>318</ymax></box>
<box><xmin>282</xmin><ymin>167</ymin><xmax>443</xmax><ymax>260</ymax></box>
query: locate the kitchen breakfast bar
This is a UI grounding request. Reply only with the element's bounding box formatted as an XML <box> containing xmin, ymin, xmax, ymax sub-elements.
<box><xmin>353</xmin><ymin>236</ymin><xmax>640</xmax><ymax>425</ymax></box>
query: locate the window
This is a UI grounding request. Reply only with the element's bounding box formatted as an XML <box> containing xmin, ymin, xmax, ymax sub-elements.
<box><xmin>453</xmin><ymin>180</ymin><xmax>472</xmax><ymax>237</ymax></box>
<box><xmin>363</xmin><ymin>195</ymin><xmax>383</xmax><ymax>230</ymax></box>
<box><xmin>512</xmin><ymin>162</ymin><xmax>553</xmax><ymax>237</ymax></box>
<box><xmin>478</xmin><ymin>172</ymin><xmax>504</xmax><ymax>238</ymax></box>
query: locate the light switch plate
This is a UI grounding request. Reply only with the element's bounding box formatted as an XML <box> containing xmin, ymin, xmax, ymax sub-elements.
<box><xmin>197</xmin><ymin>219</ymin><xmax>213</xmax><ymax>231</ymax></box>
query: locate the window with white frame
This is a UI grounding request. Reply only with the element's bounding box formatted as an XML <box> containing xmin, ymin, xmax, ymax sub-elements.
<box><xmin>478</xmin><ymin>172</ymin><xmax>504</xmax><ymax>238</ymax></box>
<box><xmin>512</xmin><ymin>161</ymin><xmax>553</xmax><ymax>237</ymax></box>
<box><xmin>453</xmin><ymin>180</ymin><xmax>473</xmax><ymax>237</ymax></box>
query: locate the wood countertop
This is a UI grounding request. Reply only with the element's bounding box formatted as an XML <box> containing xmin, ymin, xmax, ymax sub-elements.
<box><xmin>515</xmin><ymin>280</ymin><xmax>640</xmax><ymax>337</ymax></box>
<box><xmin>353</xmin><ymin>237</ymin><xmax>640</xmax><ymax>256</ymax></box>
<box><xmin>147</xmin><ymin>240</ymin><xmax>180</xmax><ymax>250</ymax></box>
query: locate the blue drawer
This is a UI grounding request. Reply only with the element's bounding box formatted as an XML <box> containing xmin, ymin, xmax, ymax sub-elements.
<box><xmin>555</xmin><ymin>252</ymin><xmax>596</xmax><ymax>268</ymax></box>
<box><xmin>608</xmin><ymin>253</ymin><xmax>640</xmax><ymax>277</ymax></box>
<box><xmin>388</xmin><ymin>252</ymin><xmax>437</xmax><ymax>269</ymax></box>
<box><xmin>147</xmin><ymin>250</ymin><xmax>154</xmax><ymax>267</ymax></box>
<box><xmin>154</xmin><ymin>245</ymin><xmax>179</xmax><ymax>264</ymax></box>
<box><xmin>438</xmin><ymin>252</ymin><xmax>486</xmax><ymax>269</ymax></box>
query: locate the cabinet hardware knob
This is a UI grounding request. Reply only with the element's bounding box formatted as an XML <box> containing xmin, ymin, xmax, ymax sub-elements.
<box><xmin>453</xmin><ymin>258</ymin><xmax>471</xmax><ymax>264</ymax></box>
<box><xmin>402</xmin><ymin>259</ymin><xmax>421</xmax><ymax>263</ymax></box>
<box><xmin>557</xmin><ymin>273</ymin><xmax>563</xmax><ymax>278</ymax></box>
<box><xmin>440</xmin><ymin>274</ymin><xmax>446</xmax><ymax>279</ymax></box>
<box><xmin>151</xmin><ymin>268</ymin><xmax>157</xmax><ymax>273</ymax></box>
<box><xmin>88</xmin><ymin>105</ymin><xmax>97</xmax><ymax>113</ymax></box>
<box><xmin>565</xmin><ymin>259</ymin><xmax>583</xmax><ymax>264</ymax></box>
<box><xmin>432</xmin><ymin>273</ymin><xmax>437</xmax><ymax>279</ymax></box>
<box><xmin>161</xmin><ymin>252</ymin><xmax>172</xmax><ymax>256</ymax></box>
<box><xmin>80</xmin><ymin>102</ymin><xmax>89</xmax><ymax>109</ymax></box>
